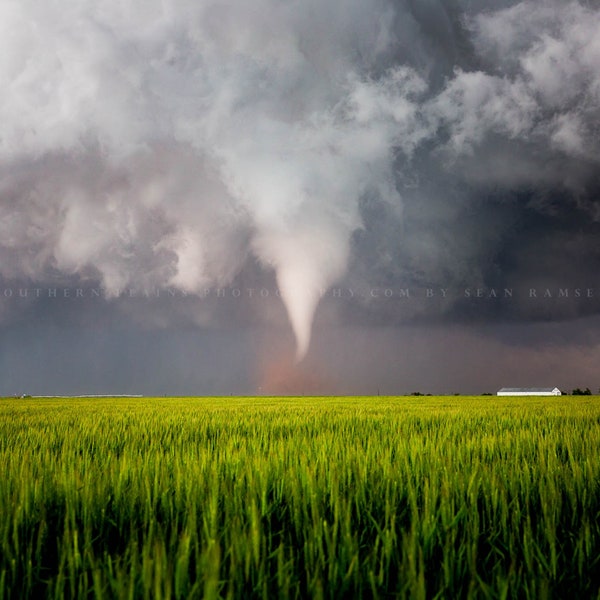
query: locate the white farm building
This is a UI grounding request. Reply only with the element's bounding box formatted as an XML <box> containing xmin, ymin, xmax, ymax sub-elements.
<box><xmin>497</xmin><ymin>387</ymin><xmax>561</xmax><ymax>396</ymax></box>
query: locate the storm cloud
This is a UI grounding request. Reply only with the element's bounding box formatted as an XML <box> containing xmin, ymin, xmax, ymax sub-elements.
<box><xmin>1</xmin><ymin>0</ymin><xmax>599</xmax><ymax>393</ymax></box>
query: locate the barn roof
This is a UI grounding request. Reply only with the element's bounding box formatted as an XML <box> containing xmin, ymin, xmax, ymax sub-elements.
<box><xmin>498</xmin><ymin>387</ymin><xmax>559</xmax><ymax>393</ymax></box>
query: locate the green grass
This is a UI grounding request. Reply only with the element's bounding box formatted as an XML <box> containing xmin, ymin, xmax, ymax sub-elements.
<box><xmin>1</xmin><ymin>395</ymin><xmax>600</xmax><ymax>599</ymax></box>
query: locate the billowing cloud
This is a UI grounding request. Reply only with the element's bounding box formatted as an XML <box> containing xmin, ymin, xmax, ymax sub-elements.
<box><xmin>1</xmin><ymin>0</ymin><xmax>599</xmax><ymax>389</ymax></box>
<box><xmin>0</xmin><ymin>0</ymin><xmax>432</xmax><ymax>358</ymax></box>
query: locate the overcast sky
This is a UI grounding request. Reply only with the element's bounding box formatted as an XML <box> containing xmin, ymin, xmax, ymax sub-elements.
<box><xmin>1</xmin><ymin>0</ymin><xmax>600</xmax><ymax>395</ymax></box>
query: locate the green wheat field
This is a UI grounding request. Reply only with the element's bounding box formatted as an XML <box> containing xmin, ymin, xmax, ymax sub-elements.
<box><xmin>1</xmin><ymin>395</ymin><xmax>600</xmax><ymax>599</ymax></box>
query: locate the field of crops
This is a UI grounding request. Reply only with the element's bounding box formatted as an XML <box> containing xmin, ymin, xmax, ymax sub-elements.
<box><xmin>1</xmin><ymin>395</ymin><xmax>599</xmax><ymax>599</ymax></box>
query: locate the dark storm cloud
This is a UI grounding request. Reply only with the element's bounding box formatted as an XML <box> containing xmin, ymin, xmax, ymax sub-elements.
<box><xmin>345</xmin><ymin>0</ymin><xmax>600</xmax><ymax>325</ymax></box>
<box><xmin>1</xmin><ymin>0</ymin><xmax>599</xmax><ymax>392</ymax></box>
<box><xmin>257</xmin><ymin>316</ymin><xmax>600</xmax><ymax>395</ymax></box>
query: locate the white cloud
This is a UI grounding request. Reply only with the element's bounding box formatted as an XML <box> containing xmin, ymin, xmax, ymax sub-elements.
<box><xmin>1</xmin><ymin>0</ymin><xmax>600</xmax><ymax>353</ymax></box>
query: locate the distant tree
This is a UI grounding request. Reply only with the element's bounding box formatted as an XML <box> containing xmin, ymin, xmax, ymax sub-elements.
<box><xmin>572</xmin><ymin>388</ymin><xmax>592</xmax><ymax>395</ymax></box>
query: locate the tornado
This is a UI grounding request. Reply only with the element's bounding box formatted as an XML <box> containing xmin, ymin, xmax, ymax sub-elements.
<box><xmin>2</xmin><ymin>0</ymin><xmax>599</xmax><ymax>389</ymax></box>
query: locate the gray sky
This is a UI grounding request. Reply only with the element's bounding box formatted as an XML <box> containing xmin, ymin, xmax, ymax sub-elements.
<box><xmin>1</xmin><ymin>0</ymin><xmax>600</xmax><ymax>395</ymax></box>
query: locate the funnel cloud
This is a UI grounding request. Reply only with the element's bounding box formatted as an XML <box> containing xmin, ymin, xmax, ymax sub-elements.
<box><xmin>1</xmin><ymin>0</ymin><xmax>600</xmax><ymax>393</ymax></box>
